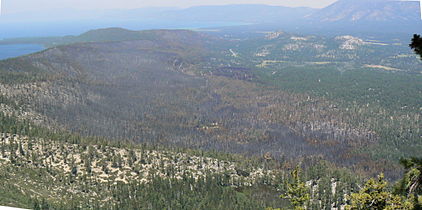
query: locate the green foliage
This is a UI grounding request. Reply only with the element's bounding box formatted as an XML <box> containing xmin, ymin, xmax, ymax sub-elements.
<box><xmin>395</xmin><ymin>157</ymin><xmax>422</xmax><ymax>209</ymax></box>
<box><xmin>256</xmin><ymin>65</ymin><xmax>422</xmax><ymax>112</ymax></box>
<box><xmin>347</xmin><ymin>174</ymin><xmax>413</xmax><ymax>210</ymax></box>
<box><xmin>212</xmin><ymin>31</ymin><xmax>422</xmax><ymax>164</ymax></box>
<box><xmin>0</xmin><ymin>162</ymin><xmax>279</xmax><ymax>209</ymax></box>
<box><xmin>396</xmin><ymin>157</ymin><xmax>422</xmax><ymax>195</ymax></box>
<box><xmin>0</xmin><ymin>113</ymin><xmax>290</xmax><ymax>209</ymax></box>
<box><xmin>106</xmin><ymin>175</ymin><xmax>264</xmax><ymax>210</ymax></box>
<box><xmin>0</xmin><ymin>58</ymin><xmax>50</xmax><ymax>84</ymax></box>
<box><xmin>281</xmin><ymin>166</ymin><xmax>310</xmax><ymax>210</ymax></box>
<box><xmin>255</xmin><ymin>64</ymin><xmax>422</xmax><ymax>162</ymax></box>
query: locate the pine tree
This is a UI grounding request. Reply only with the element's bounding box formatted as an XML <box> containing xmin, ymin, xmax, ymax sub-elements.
<box><xmin>346</xmin><ymin>174</ymin><xmax>413</xmax><ymax>210</ymax></box>
<box><xmin>395</xmin><ymin>157</ymin><xmax>422</xmax><ymax>209</ymax></box>
<box><xmin>281</xmin><ymin>166</ymin><xmax>310</xmax><ymax>210</ymax></box>
<box><xmin>410</xmin><ymin>34</ymin><xmax>422</xmax><ymax>60</ymax></box>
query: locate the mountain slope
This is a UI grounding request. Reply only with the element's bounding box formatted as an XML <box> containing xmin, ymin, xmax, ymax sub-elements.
<box><xmin>308</xmin><ymin>0</ymin><xmax>420</xmax><ymax>22</ymax></box>
<box><xmin>0</xmin><ymin>28</ymin><xmax>421</xmax><ymax>179</ymax></box>
<box><xmin>0</xmin><ymin>30</ymin><xmax>374</xmax><ymax>166</ymax></box>
<box><xmin>303</xmin><ymin>0</ymin><xmax>422</xmax><ymax>34</ymax></box>
<box><xmin>0</xmin><ymin>132</ymin><xmax>278</xmax><ymax>209</ymax></box>
<box><xmin>0</xmin><ymin>27</ymin><xmax>421</xmax><ymax>208</ymax></box>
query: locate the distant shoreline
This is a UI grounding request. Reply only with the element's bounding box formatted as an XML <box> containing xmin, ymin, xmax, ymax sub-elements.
<box><xmin>0</xmin><ymin>44</ymin><xmax>45</xmax><ymax>60</ymax></box>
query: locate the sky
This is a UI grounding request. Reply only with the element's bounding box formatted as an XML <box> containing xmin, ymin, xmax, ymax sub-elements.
<box><xmin>2</xmin><ymin>0</ymin><xmax>338</xmax><ymax>14</ymax></box>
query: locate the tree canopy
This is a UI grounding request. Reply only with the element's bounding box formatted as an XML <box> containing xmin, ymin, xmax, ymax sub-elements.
<box><xmin>409</xmin><ymin>34</ymin><xmax>422</xmax><ymax>59</ymax></box>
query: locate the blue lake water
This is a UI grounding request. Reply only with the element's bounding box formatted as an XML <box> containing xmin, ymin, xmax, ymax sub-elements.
<box><xmin>0</xmin><ymin>20</ymin><xmax>246</xmax><ymax>60</ymax></box>
<box><xmin>0</xmin><ymin>20</ymin><xmax>249</xmax><ymax>39</ymax></box>
<box><xmin>0</xmin><ymin>44</ymin><xmax>45</xmax><ymax>60</ymax></box>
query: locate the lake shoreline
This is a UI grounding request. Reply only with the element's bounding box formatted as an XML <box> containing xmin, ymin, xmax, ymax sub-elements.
<box><xmin>0</xmin><ymin>44</ymin><xmax>45</xmax><ymax>60</ymax></box>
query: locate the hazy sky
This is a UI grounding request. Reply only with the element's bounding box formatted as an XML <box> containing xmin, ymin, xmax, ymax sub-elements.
<box><xmin>2</xmin><ymin>0</ymin><xmax>338</xmax><ymax>14</ymax></box>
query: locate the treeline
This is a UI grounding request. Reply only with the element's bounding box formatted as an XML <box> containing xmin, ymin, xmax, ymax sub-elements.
<box><xmin>0</xmin><ymin>113</ymin><xmax>418</xmax><ymax>209</ymax></box>
<box><xmin>274</xmin><ymin>158</ymin><xmax>421</xmax><ymax>210</ymax></box>
<box><xmin>28</xmin><ymin>175</ymin><xmax>272</xmax><ymax>209</ymax></box>
<box><xmin>0</xmin><ymin>111</ymin><xmax>369</xmax><ymax>209</ymax></box>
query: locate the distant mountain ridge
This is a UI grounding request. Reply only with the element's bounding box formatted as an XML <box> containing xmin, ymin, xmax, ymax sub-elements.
<box><xmin>308</xmin><ymin>0</ymin><xmax>421</xmax><ymax>22</ymax></box>
<box><xmin>142</xmin><ymin>4</ymin><xmax>315</xmax><ymax>24</ymax></box>
<box><xmin>1</xmin><ymin>2</ymin><xmax>421</xmax><ymax>39</ymax></box>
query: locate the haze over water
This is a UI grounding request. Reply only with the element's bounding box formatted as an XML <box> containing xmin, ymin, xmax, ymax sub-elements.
<box><xmin>0</xmin><ymin>44</ymin><xmax>44</xmax><ymax>60</ymax></box>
